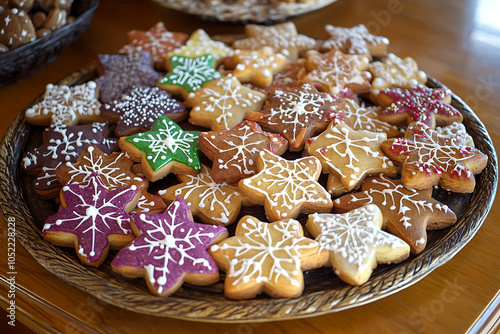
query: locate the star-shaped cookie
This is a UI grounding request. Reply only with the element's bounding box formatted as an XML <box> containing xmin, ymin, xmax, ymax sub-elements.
<box><xmin>119</xmin><ymin>116</ymin><xmax>201</xmax><ymax>182</ymax></box>
<box><xmin>306</xmin><ymin>205</ymin><xmax>410</xmax><ymax>285</ymax></box>
<box><xmin>22</xmin><ymin>122</ymin><xmax>118</xmax><ymax>199</ymax></box>
<box><xmin>96</xmin><ymin>52</ymin><xmax>162</xmax><ymax>103</ymax></box>
<box><xmin>198</xmin><ymin>120</ymin><xmax>288</xmax><ymax>184</ymax></box>
<box><xmin>333</xmin><ymin>174</ymin><xmax>457</xmax><ymax>254</ymax></box>
<box><xmin>245</xmin><ymin>83</ymin><xmax>345</xmax><ymax>151</ymax></box>
<box><xmin>43</xmin><ymin>173</ymin><xmax>139</xmax><ymax>266</ymax></box>
<box><xmin>100</xmin><ymin>85</ymin><xmax>187</xmax><ymax>137</ymax></box>
<box><xmin>232</xmin><ymin>22</ymin><xmax>317</xmax><ymax>63</ymax></box>
<box><xmin>158</xmin><ymin>165</ymin><xmax>250</xmax><ymax>226</ymax></box>
<box><xmin>209</xmin><ymin>216</ymin><xmax>328</xmax><ymax>299</ymax></box>
<box><xmin>377</xmin><ymin>84</ymin><xmax>463</xmax><ymax>128</ymax></box>
<box><xmin>305</xmin><ymin>121</ymin><xmax>398</xmax><ymax>196</ymax></box>
<box><xmin>369</xmin><ymin>53</ymin><xmax>428</xmax><ymax>90</ymax></box>
<box><xmin>158</xmin><ymin>54</ymin><xmax>223</xmax><ymax>99</ymax></box>
<box><xmin>111</xmin><ymin>198</ymin><xmax>228</xmax><ymax>296</ymax></box>
<box><xmin>381</xmin><ymin>122</ymin><xmax>488</xmax><ymax>193</ymax></box>
<box><xmin>119</xmin><ymin>22</ymin><xmax>189</xmax><ymax>70</ymax></box>
<box><xmin>185</xmin><ymin>75</ymin><xmax>265</xmax><ymax>131</ymax></box>
<box><xmin>25</xmin><ymin>81</ymin><xmax>102</xmax><ymax>126</ymax></box>
<box><xmin>238</xmin><ymin>150</ymin><xmax>333</xmax><ymax>222</ymax></box>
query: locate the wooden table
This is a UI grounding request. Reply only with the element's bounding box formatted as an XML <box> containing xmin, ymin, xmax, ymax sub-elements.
<box><xmin>1</xmin><ymin>0</ymin><xmax>500</xmax><ymax>333</ymax></box>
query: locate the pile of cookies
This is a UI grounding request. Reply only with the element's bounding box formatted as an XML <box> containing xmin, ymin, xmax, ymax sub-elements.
<box><xmin>22</xmin><ymin>21</ymin><xmax>488</xmax><ymax>300</ymax></box>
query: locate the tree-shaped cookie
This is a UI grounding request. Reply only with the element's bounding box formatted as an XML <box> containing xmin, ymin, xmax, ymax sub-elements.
<box><xmin>305</xmin><ymin>121</ymin><xmax>398</xmax><ymax>196</ymax></box>
<box><xmin>238</xmin><ymin>150</ymin><xmax>333</xmax><ymax>222</ymax></box>
<box><xmin>159</xmin><ymin>165</ymin><xmax>249</xmax><ymax>226</ymax></box>
<box><xmin>119</xmin><ymin>22</ymin><xmax>188</xmax><ymax>70</ymax></box>
<box><xmin>198</xmin><ymin>120</ymin><xmax>288</xmax><ymax>184</ymax></box>
<box><xmin>100</xmin><ymin>85</ymin><xmax>187</xmax><ymax>137</ymax></box>
<box><xmin>381</xmin><ymin>122</ymin><xmax>488</xmax><ymax>193</ymax></box>
<box><xmin>209</xmin><ymin>216</ymin><xmax>328</xmax><ymax>299</ymax></box>
<box><xmin>333</xmin><ymin>174</ymin><xmax>457</xmax><ymax>254</ymax></box>
<box><xmin>306</xmin><ymin>205</ymin><xmax>410</xmax><ymax>285</ymax></box>
<box><xmin>95</xmin><ymin>52</ymin><xmax>162</xmax><ymax>103</ymax></box>
<box><xmin>25</xmin><ymin>81</ymin><xmax>102</xmax><ymax>126</ymax></box>
<box><xmin>369</xmin><ymin>53</ymin><xmax>428</xmax><ymax>90</ymax></box>
<box><xmin>43</xmin><ymin>173</ymin><xmax>139</xmax><ymax>267</ymax></box>
<box><xmin>157</xmin><ymin>54</ymin><xmax>223</xmax><ymax>99</ymax></box>
<box><xmin>185</xmin><ymin>75</ymin><xmax>265</xmax><ymax>131</ymax></box>
<box><xmin>246</xmin><ymin>83</ymin><xmax>345</xmax><ymax>151</ymax></box>
<box><xmin>376</xmin><ymin>85</ymin><xmax>463</xmax><ymax>128</ymax></box>
<box><xmin>119</xmin><ymin>116</ymin><xmax>201</xmax><ymax>182</ymax></box>
<box><xmin>111</xmin><ymin>198</ymin><xmax>228</xmax><ymax>296</ymax></box>
<box><xmin>22</xmin><ymin>122</ymin><xmax>118</xmax><ymax>199</ymax></box>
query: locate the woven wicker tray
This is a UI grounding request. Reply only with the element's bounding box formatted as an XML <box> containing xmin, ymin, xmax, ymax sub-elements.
<box><xmin>0</xmin><ymin>63</ymin><xmax>497</xmax><ymax>322</ymax></box>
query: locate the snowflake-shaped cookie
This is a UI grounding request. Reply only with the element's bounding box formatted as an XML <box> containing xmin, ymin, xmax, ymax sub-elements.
<box><xmin>119</xmin><ymin>22</ymin><xmax>188</xmax><ymax>70</ymax></box>
<box><xmin>100</xmin><ymin>85</ymin><xmax>187</xmax><ymax>137</ymax></box>
<box><xmin>369</xmin><ymin>53</ymin><xmax>428</xmax><ymax>90</ymax></box>
<box><xmin>232</xmin><ymin>22</ymin><xmax>317</xmax><ymax>63</ymax></box>
<box><xmin>246</xmin><ymin>83</ymin><xmax>344</xmax><ymax>151</ymax></box>
<box><xmin>96</xmin><ymin>52</ymin><xmax>162</xmax><ymax>104</ymax></box>
<box><xmin>25</xmin><ymin>81</ymin><xmax>102</xmax><ymax>126</ymax></box>
<box><xmin>159</xmin><ymin>165</ymin><xmax>249</xmax><ymax>226</ymax></box>
<box><xmin>185</xmin><ymin>75</ymin><xmax>265</xmax><ymax>131</ymax></box>
<box><xmin>209</xmin><ymin>216</ymin><xmax>328</xmax><ymax>299</ymax></box>
<box><xmin>22</xmin><ymin>122</ymin><xmax>118</xmax><ymax>199</ymax></box>
<box><xmin>306</xmin><ymin>205</ymin><xmax>410</xmax><ymax>285</ymax></box>
<box><xmin>111</xmin><ymin>198</ymin><xmax>228</xmax><ymax>296</ymax></box>
<box><xmin>333</xmin><ymin>174</ymin><xmax>457</xmax><ymax>254</ymax></box>
<box><xmin>305</xmin><ymin>121</ymin><xmax>398</xmax><ymax>196</ymax></box>
<box><xmin>158</xmin><ymin>54</ymin><xmax>223</xmax><ymax>99</ymax></box>
<box><xmin>377</xmin><ymin>84</ymin><xmax>463</xmax><ymax>128</ymax></box>
<box><xmin>198</xmin><ymin>120</ymin><xmax>288</xmax><ymax>184</ymax></box>
<box><xmin>43</xmin><ymin>173</ymin><xmax>139</xmax><ymax>266</ymax></box>
<box><xmin>321</xmin><ymin>24</ymin><xmax>390</xmax><ymax>58</ymax></box>
<box><xmin>119</xmin><ymin>116</ymin><xmax>201</xmax><ymax>182</ymax></box>
<box><xmin>238</xmin><ymin>150</ymin><xmax>333</xmax><ymax>222</ymax></box>
<box><xmin>381</xmin><ymin>122</ymin><xmax>488</xmax><ymax>193</ymax></box>
<box><xmin>299</xmin><ymin>49</ymin><xmax>371</xmax><ymax>94</ymax></box>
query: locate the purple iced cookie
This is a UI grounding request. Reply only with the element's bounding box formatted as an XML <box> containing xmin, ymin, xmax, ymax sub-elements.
<box><xmin>111</xmin><ymin>198</ymin><xmax>228</xmax><ymax>296</ymax></box>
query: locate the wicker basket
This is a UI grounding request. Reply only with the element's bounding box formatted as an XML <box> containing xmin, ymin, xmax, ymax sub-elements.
<box><xmin>0</xmin><ymin>0</ymin><xmax>99</xmax><ymax>88</ymax></box>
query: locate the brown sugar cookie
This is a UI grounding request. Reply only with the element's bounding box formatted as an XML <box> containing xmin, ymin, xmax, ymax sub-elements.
<box><xmin>185</xmin><ymin>75</ymin><xmax>265</xmax><ymax>131</ymax></box>
<box><xmin>209</xmin><ymin>216</ymin><xmax>329</xmax><ymax>299</ymax></box>
<box><xmin>306</xmin><ymin>205</ymin><xmax>410</xmax><ymax>286</ymax></box>
<box><xmin>369</xmin><ymin>53</ymin><xmax>428</xmax><ymax>90</ymax></box>
<box><xmin>198</xmin><ymin>120</ymin><xmax>288</xmax><ymax>184</ymax></box>
<box><xmin>333</xmin><ymin>174</ymin><xmax>457</xmax><ymax>255</ymax></box>
<box><xmin>304</xmin><ymin>121</ymin><xmax>398</xmax><ymax>196</ymax></box>
<box><xmin>238</xmin><ymin>150</ymin><xmax>333</xmax><ymax>222</ymax></box>
<box><xmin>0</xmin><ymin>9</ymin><xmax>36</xmax><ymax>49</ymax></box>
<box><xmin>246</xmin><ymin>83</ymin><xmax>345</xmax><ymax>151</ymax></box>
<box><xmin>380</xmin><ymin>122</ymin><xmax>488</xmax><ymax>193</ymax></box>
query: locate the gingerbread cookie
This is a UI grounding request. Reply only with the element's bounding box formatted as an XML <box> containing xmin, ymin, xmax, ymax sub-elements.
<box><xmin>209</xmin><ymin>216</ymin><xmax>328</xmax><ymax>299</ymax></box>
<box><xmin>333</xmin><ymin>174</ymin><xmax>457</xmax><ymax>254</ymax></box>
<box><xmin>435</xmin><ymin>122</ymin><xmax>475</xmax><ymax>148</ymax></box>
<box><xmin>132</xmin><ymin>189</ymin><xmax>167</xmax><ymax>214</ymax></box>
<box><xmin>369</xmin><ymin>53</ymin><xmax>427</xmax><ymax>90</ymax></box>
<box><xmin>96</xmin><ymin>52</ymin><xmax>162</xmax><ymax>104</ymax></box>
<box><xmin>25</xmin><ymin>81</ymin><xmax>102</xmax><ymax>126</ymax></box>
<box><xmin>22</xmin><ymin>122</ymin><xmax>118</xmax><ymax>199</ymax></box>
<box><xmin>381</xmin><ymin>122</ymin><xmax>488</xmax><ymax>193</ymax></box>
<box><xmin>238</xmin><ymin>150</ymin><xmax>333</xmax><ymax>222</ymax></box>
<box><xmin>119</xmin><ymin>22</ymin><xmax>189</xmax><ymax>70</ymax></box>
<box><xmin>185</xmin><ymin>75</ymin><xmax>265</xmax><ymax>131</ymax></box>
<box><xmin>111</xmin><ymin>198</ymin><xmax>228</xmax><ymax>296</ymax></box>
<box><xmin>246</xmin><ymin>83</ymin><xmax>345</xmax><ymax>151</ymax></box>
<box><xmin>43</xmin><ymin>173</ymin><xmax>139</xmax><ymax>267</ymax></box>
<box><xmin>377</xmin><ymin>84</ymin><xmax>463</xmax><ymax>128</ymax></box>
<box><xmin>0</xmin><ymin>8</ymin><xmax>36</xmax><ymax>49</ymax></box>
<box><xmin>100</xmin><ymin>85</ymin><xmax>187</xmax><ymax>137</ymax></box>
<box><xmin>158</xmin><ymin>165</ymin><xmax>250</xmax><ymax>226</ymax></box>
<box><xmin>119</xmin><ymin>116</ymin><xmax>201</xmax><ymax>182</ymax></box>
<box><xmin>198</xmin><ymin>120</ymin><xmax>288</xmax><ymax>184</ymax></box>
<box><xmin>306</xmin><ymin>205</ymin><xmax>410</xmax><ymax>285</ymax></box>
<box><xmin>157</xmin><ymin>54</ymin><xmax>223</xmax><ymax>99</ymax></box>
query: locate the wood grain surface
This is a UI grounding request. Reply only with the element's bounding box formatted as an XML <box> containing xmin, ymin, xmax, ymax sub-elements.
<box><xmin>1</xmin><ymin>0</ymin><xmax>500</xmax><ymax>333</ymax></box>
